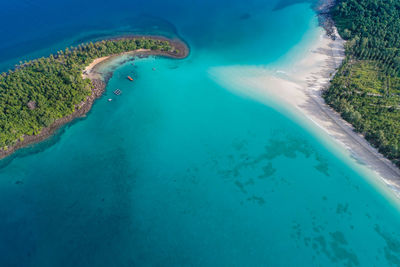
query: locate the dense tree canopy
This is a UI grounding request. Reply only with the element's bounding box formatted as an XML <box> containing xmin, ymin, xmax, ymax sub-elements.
<box><xmin>334</xmin><ymin>0</ymin><xmax>400</xmax><ymax>75</ymax></box>
<box><xmin>0</xmin><ymin>38</ymin><xmax>174</xmax><ymax>150</ymax></box>
<box><xmin>323</xmin><ymin>0</ymin><xmax>400</xmax><ymax>166</ymax></box>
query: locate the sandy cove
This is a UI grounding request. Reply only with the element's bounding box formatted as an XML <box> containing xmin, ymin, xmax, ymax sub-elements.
<box><xmin>82</xmin><ymin>49</ymin><xmax>155</xmax><ymax>80</ymax></box>
<box><xmin>0</xmin><ymin>37</ymin><xmax>189</xmax><ymax>160</ymax></box>
<box><xmin>209</xmin><ymin>27</ymin><xmax>400</xmax><ymax>195</ymax></box>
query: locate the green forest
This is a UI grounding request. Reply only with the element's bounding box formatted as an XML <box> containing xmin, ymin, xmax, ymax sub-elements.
<box><xmin>0</xmin><ymin>38</ymin><xmax>174</xmax><ymax>150</ymax></box>
<box><xmin>324</xmin><ymin>0</ymin><xmax>400</xmax><ymax>167</ymax></box>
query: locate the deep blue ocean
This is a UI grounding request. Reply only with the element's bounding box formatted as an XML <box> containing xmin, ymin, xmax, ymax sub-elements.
<box><xmin>1</xmin><ymin>0</ymin><xmax>400</xmax><ymax>266</ymax></box>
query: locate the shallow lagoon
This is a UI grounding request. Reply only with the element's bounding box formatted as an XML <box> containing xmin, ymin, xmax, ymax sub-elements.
<box><xmin>1</xmin><ymin>0</ymin><xmax>400</xmax><ymax>266</ymax></box>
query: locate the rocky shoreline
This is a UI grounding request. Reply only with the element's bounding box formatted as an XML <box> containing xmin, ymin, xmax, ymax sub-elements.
<box><xmin>314</xmin><ymin>0</ymin><xmax>338</xmax><ymax>39</ymax></box>
<box><xmin>0</xmin><ymin>36</ymin><xmax>189</xmax><ymax>160</ymax></box>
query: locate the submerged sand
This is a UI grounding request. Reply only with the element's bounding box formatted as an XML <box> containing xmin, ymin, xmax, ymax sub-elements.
<box><xmin>209</xmin><ymin>28</ymin><xmax>400</xmax><ymax>195</ymax></box>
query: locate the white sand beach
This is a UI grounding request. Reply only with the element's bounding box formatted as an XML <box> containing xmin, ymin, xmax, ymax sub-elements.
<box><xmin>82</xmin><ymin>49</ymin><xmax>151</xmax><ymax>80</ymax></box>
<box><xmin>209</xmin><ymin>27</ymin><xmax>400</xmax><ymax>195</ymax></box>
<box><xmin>82</xmin><ymin>56</ymin><xmax>110</xmax><ymax>80</ymax></box>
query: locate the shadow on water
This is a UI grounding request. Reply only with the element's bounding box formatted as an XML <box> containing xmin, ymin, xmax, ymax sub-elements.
<box><xmin>239</xmin><ymin>13</ymin><xmax>252</xmax><ymax>20</ymax></box>
<box><xmin>273</xmin><ymin>0</ymin><xmax>314</xmax><ymax>11</ymax></box>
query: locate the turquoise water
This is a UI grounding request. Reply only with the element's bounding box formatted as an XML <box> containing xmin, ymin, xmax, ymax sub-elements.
<box><xmin>1</xmin><ymin>0</ymin><xmax>400</xmax><ymax>266</ymax></box>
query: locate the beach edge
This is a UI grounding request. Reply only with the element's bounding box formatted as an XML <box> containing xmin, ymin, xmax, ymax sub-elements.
<box><xmin>0</xmin><ymin>36</ymin><xmax>189</xmax><ymax>160</ymax></box>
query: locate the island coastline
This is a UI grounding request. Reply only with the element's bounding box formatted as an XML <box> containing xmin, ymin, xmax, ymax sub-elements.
<box><xmin>292</xmin><ymin>30</ymin><xmax>400</xmax><ymax>193</ymax></box>
<box><xmin>209</xmin><ymin>13</ymin><xmax>400</xmax><ymax>196</ymax></box>
<box><xmin>0</xmin><ymin>36</ymin><xmax>189</xmax><ymax>160</ymax></box>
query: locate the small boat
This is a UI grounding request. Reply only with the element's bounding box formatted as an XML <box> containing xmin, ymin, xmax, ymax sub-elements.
<box><xmin>108</xmin><ymin>98</ymin><xmax>112</xmax><ymax>102</ymax></box>
<box><xmin>127</xmin><ymin>76</ymin><xmax>134</xmax><ymax>81</ymax></box>
<box><xmin>113</xmin><ymin>89</ymin><xmax>122</xmax><ymax>95</ymax></box>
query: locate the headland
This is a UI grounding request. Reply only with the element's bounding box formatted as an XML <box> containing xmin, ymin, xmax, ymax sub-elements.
<box><xmin>0</xmin><ymin>36</ymin><xmax>189</xmax><ymax>159</ymax></box>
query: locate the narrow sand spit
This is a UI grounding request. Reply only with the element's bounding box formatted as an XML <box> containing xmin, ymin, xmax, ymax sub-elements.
<box><xmin>209</xmin><ymin>28</ymin><xmax>400</xmax><ymax>195</ymax></box>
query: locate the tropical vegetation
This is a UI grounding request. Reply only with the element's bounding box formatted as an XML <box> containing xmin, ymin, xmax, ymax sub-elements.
<box><xmin>0</xmin><ymin>38</ymin><xmax>174</xmax><ymax>150</ymax></box>
<box><xmin>324</xmin><ymin>0</ymin><xmax>400</xmax><ymax>167</ymax></box>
